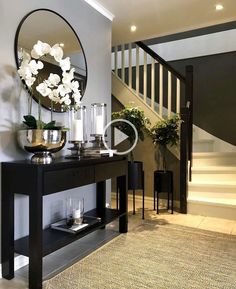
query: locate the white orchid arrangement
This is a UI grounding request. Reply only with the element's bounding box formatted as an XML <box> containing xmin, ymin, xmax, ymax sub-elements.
<box><xmin>18</xmin><ymin>40</ymin><xmax>82</xmax><ymax>130</ymax></box>
<box><xmin>18</xmin><ymin>40</ymin><xmax>82</xmax><ymax>106</ymax></box>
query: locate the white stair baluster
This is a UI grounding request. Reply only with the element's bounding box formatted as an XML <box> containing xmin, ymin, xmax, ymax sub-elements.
<box><xmin>168</xmin><ymin>71</ymin><xmax>172</xmax><ymax>117</ymax></box>
<box><xmin>143</xmin><ymin>51</ymin><xmax>147</xmax><ymax>103</ymax></box>
<box><xmin>176</xmin><ymin>78</ymin><xmax>180</xmax><ymax>114</ymax></box>
<box><xmin>114</xmin><ymin>46</ymin><xmax>118</xmax><ymax>76</ymax></box>
<box><xmin>136</xmin><ymin>45</ymin><xmax>139</xmax><ymax>96</ymax></box>
<box><xmin>128</xmin><ymin>43</ymin><xmax>132</xmax><ymax>88</ymax></box>
<box><xmin>151</xmin><ymin>58</ymin><xmax>155</xmax><ymax>109</ymax></box>
<box><xmin>159</xmin><ymin>64</ymin><xmax>163</xmax><ymax>118</ymax></box>
<box><xmin>121</xmin><ymin>44</ymin><xmax>125</xmax><ymax>82</ymax></box>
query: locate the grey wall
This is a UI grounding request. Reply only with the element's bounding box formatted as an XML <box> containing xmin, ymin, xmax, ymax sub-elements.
<box><xmin>0</xmin><ymin>0</ymin><xmax>112</xmax><ymax>240</ymax></box>
<box><xmin>144</xmin><ymin>28</ymin><xmax>236</xmax><ymax>146</ymax></box>
<box><xmin>170</xmin><ymin>52</ymin><xmax>236</xmax><ymax>146</ymax></box>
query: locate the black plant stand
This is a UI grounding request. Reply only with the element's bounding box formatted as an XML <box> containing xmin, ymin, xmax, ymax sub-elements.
<box><xmin>153</xmin><ymin>170</ymin><xmax>173</xmax><ymax>214</ymax></box>
<box><xmin>117</xmin><ymin>161</ymin><xmax>145</xmax><ymax>219</ymax></box>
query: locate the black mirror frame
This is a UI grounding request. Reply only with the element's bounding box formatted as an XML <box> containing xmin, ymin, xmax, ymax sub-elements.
<box><xmin>14</xmin><ymin>8</ymin><xmax>88</xmax><ymax>113</ymax></box>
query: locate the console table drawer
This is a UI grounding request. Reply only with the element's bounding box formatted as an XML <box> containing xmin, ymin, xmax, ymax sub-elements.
<box><xmin>44</xmin><ymin>166</ymin><xmax>94</xmax><ymax>194</ymax></box>
<box><xmin>95</xmin><ymin>160</ymin><xmax>127</xmax><ymax>182</ymax></box>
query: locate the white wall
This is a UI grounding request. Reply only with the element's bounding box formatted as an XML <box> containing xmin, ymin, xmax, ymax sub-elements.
<box><xmin>0</xmin><ymin>0</ymin><xmax>112</xmax><ymax>240</ymax></box>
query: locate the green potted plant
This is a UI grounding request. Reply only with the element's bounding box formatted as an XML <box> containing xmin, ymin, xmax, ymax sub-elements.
<box><xmin>150</xmin><ymin>115</ymin><xmax>180</xmax><ymax>172</ymax></box>
<box><xmin>112</xmin><ymin>105</ymin><xmax>150</xmax><ymax>162</ymax></box>
<box><xmin>149</xmin><ymin>115</ymin><xmax>180</xmax><ymax>213</ymax></box>
<box><xmin>112</xmin><ymin>105</ymin><xmax>150</xmax><ymax>216</ymax></box>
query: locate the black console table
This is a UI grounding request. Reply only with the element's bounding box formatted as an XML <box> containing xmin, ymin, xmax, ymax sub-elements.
<box><xmin>1</xmin><ymin>155</ymin><xmax>128</xmax><ymax>289</ymax></box>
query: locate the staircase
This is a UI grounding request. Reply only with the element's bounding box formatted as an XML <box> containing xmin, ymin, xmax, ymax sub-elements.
<box><xmin>111</xmin><ymin>42</ymin><xmax>236</xmax><ymax>219</ymax></box>
<box><xmin>112</xmin><ymin>41</ymin><xmax>193</xmax><ymax>213</ymax></box>
<box><xmin>188</xmin><ymin>126</ymin><xmax>236</xmax><ymax>220</ymax></box>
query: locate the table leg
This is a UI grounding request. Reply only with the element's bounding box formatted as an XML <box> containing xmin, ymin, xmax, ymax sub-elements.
<box><xmin>29</xmin><ymin>193</ymin><xmax>43</xmax><ymax>289</ymax></box>
<box><xmin>118</xmin><ymin>175</ymin><xmax>128</xmax><ymax>233</ymax></box>
<box><xmin>142</xmin><ymin>171</ymin><xmax>145</xmax><ymax>220</ymax></box>
<box><xmin>97</xmin><ymin>181</ymin><xmax>106</xmax><ymax>229</ymax></box>
<box><xmin>132</xmin><ymin>189</ymin><xmax>135</xmax><ymax>215</ymax></box>
<box><xmin>96</xmin><ymin>181</ymin><xmax>106</xmax><ymax>212</ymax></box>
<box><xmin>1</xmin><ymin>191</ymin><xmax>14</xmax><ymax>279</ymax></box>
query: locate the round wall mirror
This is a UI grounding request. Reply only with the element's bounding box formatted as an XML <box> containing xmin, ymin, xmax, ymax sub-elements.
<box><xmin>14</xmin><ymin>9</ymin><xmax>87</xmax><ymax>112</ymax></box>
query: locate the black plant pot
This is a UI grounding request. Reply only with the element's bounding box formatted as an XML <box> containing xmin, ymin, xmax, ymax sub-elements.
<box><xmin>128</xmin><ymin>161</ymin><xmax>143</xmax><ymax>190</ymax></box>
<box><xmin>127</xmin><ymin>161</ymin><xmax>145</xmax><ymax>219</ymax></box>
<box><xmin>154</xmin><ymin>170</ymin><xmax>173</xmax><ymax>214</ymax></box>
<box><xmin>154</xmin><ymin>170</ymin><xmax>173</xmax><ymax>192</ymax></box>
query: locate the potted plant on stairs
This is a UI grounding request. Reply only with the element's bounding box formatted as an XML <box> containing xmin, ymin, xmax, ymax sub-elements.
<box><xmin>149</xmin><ymin>115</ymin><xmax>180</xmax><ymax>213</ymax></box>
<box><xmin>112</xmin><ymin>104</ymin><xmax>150</xmax><ymax>218</ymax></box>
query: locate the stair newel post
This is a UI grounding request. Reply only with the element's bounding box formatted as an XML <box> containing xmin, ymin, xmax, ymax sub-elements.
<box><xmin>180</xmin><ymin>107</ymin><xmax>189</xmax><ymax>214</ymax></box>
<box><xmin>185</xmin><ymin>65</ymin><xmax>194</xmax><ymax>181</ymax></box>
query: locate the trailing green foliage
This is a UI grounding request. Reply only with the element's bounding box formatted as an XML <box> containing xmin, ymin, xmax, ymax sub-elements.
<box><xmin>22</xmin><ymin>115</ymin><xmax>64</xmax><ymax>130</ymax></box>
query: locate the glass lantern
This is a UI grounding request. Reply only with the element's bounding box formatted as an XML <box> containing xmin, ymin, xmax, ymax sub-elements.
<box><xmin>90</xmin><ymin>103</ymin><xmax>107</xmax><ymax>136</ymax></box>
<box><xmin>67</xmin><ymin>105</ymin><xmax>87</xmax><ymax>158</ymax></box>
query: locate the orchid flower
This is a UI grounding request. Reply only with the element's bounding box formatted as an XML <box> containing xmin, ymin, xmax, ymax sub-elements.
<box><xmin>31</xmin><ymin>40</ymin><xmax>51</xmax><ymax>59</ymax></box>
<box><xmin>48</xmin><ymin>89</ymin><xmax>61</xmax><ymax>103</ymax></box>
<box><xmin>62</xmin><ymin>68</ymin><xmax>75</xmax><ymax>85</ymax></box>
<box><xmin>36</xmin><ymin>83</ymin><xmax>51</xmax><ymax>97</ymax></box>
<box><xmin>60</xmin><ymin>94</ymin><xmax>71</xmax><ymax>105</ymax></box>
<box><xmin>73</xmin><ymin>92</ymin><xmax>82</xmax><ymax>104</ymax></box>
<box><xmin>57</xmin><ymin>84</ymin><xmax>71</xmax><ymax>97</ymax></box>
<box><xmin>60</xmin><ymin>57</ymin><xmax>71</xmax><ymax>71</ymax></box>
<box><xmin>50</xmin><ymin>44</ymin><xmax>63</xmax><ymax>62</ymax></box>
<box><xmin>45</xmin><ymin>73</ymin><xmax>60</xmax><ymax>87</ymax></box>
<box><xmin>18</xmin><ymin>40</ymin><xmax>82</xmax><ymax>111</ymax></box>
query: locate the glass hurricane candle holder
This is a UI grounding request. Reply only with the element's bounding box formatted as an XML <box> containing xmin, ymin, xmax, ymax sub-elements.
<box><xmin>67</xmin><ymin>105</ymin><xmax>87</xmax><ymax>158</ymax></box>
<box><xmin>90</xmin><ymin>103</ymin><xmax>107</xmax><ymax>137</ymax></box>
<box><xmin>66</xmin><ymin>197</ymin><xmax>84</xmax><ymax>226</ymax></box>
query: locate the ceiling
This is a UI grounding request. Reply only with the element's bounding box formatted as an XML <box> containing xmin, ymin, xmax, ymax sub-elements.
<box><xmin>95</xmin><ymin>0</ymin><xmax>236</xmax><ymax>45</ymax></box>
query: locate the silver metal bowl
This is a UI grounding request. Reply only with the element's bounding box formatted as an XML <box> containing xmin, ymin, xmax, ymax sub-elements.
<box><xmin>17</xmin><ymin>129</ymin><xmax>67</xmax><ymax>164</ymax></box>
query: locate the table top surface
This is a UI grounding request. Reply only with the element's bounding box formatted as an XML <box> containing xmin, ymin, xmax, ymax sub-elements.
<box><xmin>2</xmin><ymin>155</ymin><xmax>127</xmax><ymax>167</ymax></box>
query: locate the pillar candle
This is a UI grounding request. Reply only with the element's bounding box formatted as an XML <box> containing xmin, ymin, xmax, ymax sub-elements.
<box><xmin>72</xmin><ymin>119</ymin><xmax>83</xmax><ymax>141</ymax></box>
<box><xmin>96</xmin><ymin>115</ymin><xmax>104</xmax><ymax>135</ymax></box>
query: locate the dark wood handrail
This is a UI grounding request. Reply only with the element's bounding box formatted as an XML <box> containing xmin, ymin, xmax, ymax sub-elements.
<box><xmin>136</xmin><ymin>41</ymin><xmax>186</xmax><ymax>83</ymax></box>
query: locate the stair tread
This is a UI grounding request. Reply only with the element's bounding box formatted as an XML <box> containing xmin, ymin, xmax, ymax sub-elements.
<box><xmin>188</xmin><ymin>196</ymin><xmax>236</xmax><ymax>206</ymax></box>
<box><xmin>193</xmin><ymin>152</ymin><xmax>236</xmax><ymax>157</ymax></box>
<box><xmin>189</xmin><ymin>181</ymin><xmax>236</xmax><ymax>187</ymax></box>
<box><xmin>192</xmin><ymin>166</ymin><xmax>236</xmax><ymax>172</ymax></box>
<box><xmin>193</xmin><ymin>139</ymin><xmax>214</xmax><ymax>143</ymax></box>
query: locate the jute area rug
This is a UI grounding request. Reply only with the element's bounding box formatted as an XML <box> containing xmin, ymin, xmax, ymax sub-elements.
<box><xmin>44</xmin><ymin>219</ymin><xmax>236</xmax><ymax>289</ymax></box>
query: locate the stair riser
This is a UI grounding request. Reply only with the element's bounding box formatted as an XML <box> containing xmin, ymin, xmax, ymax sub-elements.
<box><xmin>187</xmin><ymin>202</ymin><xmax>236</xmax><ymax>220</ymax></box>
<box><xmin>192</xmin><ymin>173</ymin><xmax>236</xmax><ymax>182</ymax></box>
<box><xmin>189</xmin><ymin>184</ymin><xmax>236</xmax><ymax>194</ymax></box>
<box><xmin>193</xmin><ymin>142</ymin><xmax>214</xmax><ymax>152</ymax></box>
<box><xmin>193</xmin><ymin>158</ymin><xmax>236</xmax><ymax>166</ymax></box>
<box><xmin>188</xmin><ymin>191</ymin><xmax>235</xmax><ymax>199</ymax></box>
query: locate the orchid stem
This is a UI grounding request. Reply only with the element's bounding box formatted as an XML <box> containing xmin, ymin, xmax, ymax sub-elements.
<box><xmin>38</xmin><ymin>95</ymin><xmax>42</xmax><ymax>129</ymax></box>
<box><xmin>51</xmin><ymin>100</ymin><xmax>54</xmax><ymax>122</ymax></box>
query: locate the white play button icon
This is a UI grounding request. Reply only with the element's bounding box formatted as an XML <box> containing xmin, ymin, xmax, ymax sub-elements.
<box><xmin>102</xmin><ymin>119</ymin><xmax>138</xmax><ymax>156</ymax></box>
<box><xmin>114</xmin><ymin>127</ymin><xmax>129</xmax><ymax>146</ymax></box>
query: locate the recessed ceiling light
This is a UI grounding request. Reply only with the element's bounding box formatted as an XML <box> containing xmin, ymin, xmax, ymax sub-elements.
<box><xmin>215</xmin><ymin>4</ymin><xmax>224</xmax><ymax>10</ymax></box>
<box><xmin>59</xmin><ymin>43</ymin><xmax>64</xmax><ymax>47</ymax></box>
<box><xmin>130</xmin><ymin>25</ymin><xmax>137</xmax><ymax>32</ymax></box>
